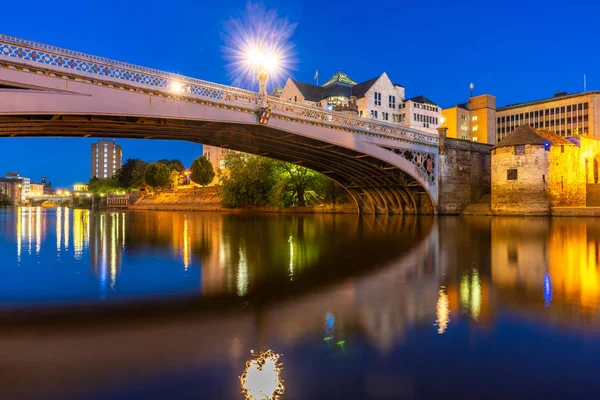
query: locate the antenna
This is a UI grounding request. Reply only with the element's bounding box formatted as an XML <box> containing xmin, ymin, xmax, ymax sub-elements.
<box><xmin>469</xmin><ymin>83</ymin><xmax>475</xmax><ymax>98</ymax></box>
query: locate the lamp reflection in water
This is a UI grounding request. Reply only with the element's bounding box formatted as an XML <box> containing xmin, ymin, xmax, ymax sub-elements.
<box><xmin>35</xmin><ymin>206</ymin><xmax>42</xmax><ymax>254</ymax></box>
<box><xmin>435</xmin><ymin>286</ymin><xmax>450</xmax><ymax>334</ymax></box>
<box><xmin>241</xmin><ymin>350</ymin><xmax>284</xmax><ymax>400</ymax></box>
<box><xmin>73</xmin><ymin>209</ymin><xmax>90</xmax><ymax>261</ymax></box>
<box><xmin>237</xmin><ymin>243</ymin><xmax>249</xmax><ymax>297</ymax></box>
<box><xmin>90</xmin><ymin>212</ymin><xmax>125</xmax><ymax>294</ymax></box>
<box><xmin>289</xmin><ymin>235</ymin><xmax>294</xmax><ymax>281</ymax></box>
<box><xmin>183</xmin><ymin>217</ymin><xmax>190</xmax><ymax>270</ymax></box>
<box><xmin>460</xmin><ymin>269</ymin><xmax>482</xmax><ymax>320</ymax></box>
<box><xmin>16</xmin><ymin>207</ymin><xmax>22</xmax><ymax>261</ymax></box>
<box><xmin>544</xmin><ymin>273</ymin><xmax>553</xmax><ymax>308</ymax></box>
<box><xmin>56</xmin><ymin>207</ymin><xmax>62</xmax><ymax>255</ymax></box>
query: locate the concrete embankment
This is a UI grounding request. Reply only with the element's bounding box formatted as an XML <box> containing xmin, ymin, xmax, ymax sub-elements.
<box><xmin>129</xmin><ymin>187</ymin><xmax>358</xmax><ymax>213</ymax></box>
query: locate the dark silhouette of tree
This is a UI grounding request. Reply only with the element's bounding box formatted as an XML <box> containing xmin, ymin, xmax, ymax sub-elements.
<box><xmin>190</xmin><ymin>156</ymin><xmax>215</xmax><ymax>187</ymax></box>
<box><xmin>144</xmin><ymin>163</ymin><xmax>171</xmax><ymax>192</ymax></box>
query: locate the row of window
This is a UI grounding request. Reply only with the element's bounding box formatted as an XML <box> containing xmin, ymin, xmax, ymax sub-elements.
<box><xmin>497</xmin><ymin>123</ymin><xmax>589</xmax><ymax>139</ymax></box>
<box><xmin>498</xmin><ymin>102</ymin><xmax>589</xmax><ymax>124</ymax></box>
<box><xmin>413</xmin><ymin>113</ymin><xmax>439</xmax><ymax>125</ymax></box>
<box><xmin>414</xmin><ymin>103</ymin><xmax>439</xmax><ymax>112</ymax></box>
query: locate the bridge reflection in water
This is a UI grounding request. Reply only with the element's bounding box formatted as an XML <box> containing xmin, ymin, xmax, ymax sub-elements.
<box><xmin>2</xmin><ymin>212</ymin><xmax>600</xmax><ymax>397</ymax></box>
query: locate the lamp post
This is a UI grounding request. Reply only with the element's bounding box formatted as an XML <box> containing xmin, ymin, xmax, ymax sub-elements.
<box><xmin>185</xmin><ymin>170</ymin><xmax>191</xmax><ymax>186</ymax></box>
<box><xmin>246</xmin><ymin>47</ymin><xmax>278</xmax><ymax>108</ymax></box>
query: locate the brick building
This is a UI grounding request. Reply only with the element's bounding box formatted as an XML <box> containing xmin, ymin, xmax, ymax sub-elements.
<box><xmin>491</xmin><ymin>126</ymin><xmax>585</xmax><ymax>214</ymax></box>
<box><xmin>0</xmin><ymin>179</ymin><xmax>23</xmax><ymax>205</ymax></box>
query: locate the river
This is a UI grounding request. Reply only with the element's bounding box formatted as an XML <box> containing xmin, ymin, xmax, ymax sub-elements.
<box><xmin>0</xmin><ymin>208</ymin><xmax>599</xmax><ymax>399</ymax></box>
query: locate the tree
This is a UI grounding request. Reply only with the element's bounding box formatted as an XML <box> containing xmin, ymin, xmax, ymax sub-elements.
<box><xmin>87</xmin><ymin>176</ymin><xmax>121</xmax><ymax>194</ymax></box>
<box><xmin>190</xmin><ymin>156</ymin><xmax>215</xmax><ymax>187</ymax></box>
<box><xmin>143</xmin><ymin>162</ymin><xmax>171</xmax><ymax>192</ymax></box>
<box><xmin>0</xmin><ymin>193</ymin><xmax>13</xmax><ymax>207</ymax></box>
<box><xmin>220</xmin><ymin>153</ymin><xmax>277</xmax><ymax>207</ymax></box>
<box><xmin>168</xmin><ymin>159</ymin><xmax>185</xmax><ymax>173</ymax></box>
<box><xmin>115</xmin><ymin>158</ymin><xmax>147</xmax><ymax>189</ymax></box>
<box><xmin>273</xmin><ymin>162</ymin><xmax>320</xmax><ymax>207</ymax></box>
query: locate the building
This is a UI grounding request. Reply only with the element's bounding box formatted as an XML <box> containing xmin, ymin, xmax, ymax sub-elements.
<box><xmin>91</xmin><ymin>140</ymin><xmax>122</xmax><ymax>179</ymax></box>
<box><xmin>73</xmin><ymin>183</ymin><xmax>89</xmax><ymax>192</ymax></box>
<box><xmin>203</xmin><ymin>145</ymin><xmax>230</xmax><ymax>186</ymax></box>
<box><xmin>0</xmin><ymin>179</ymin><xmax>23</xmax><ymax>205</ymax></box>
<box><xmin>5</xmin><ymin>172</ymin><xmax>30</xmax><ymax>199</ymax></box>
<box><xmin>442</xmin><ymin>94</ymin><xmax>497</xmax><ymax>144</ymax></box>
<box><xmin>496</xmin><ymin>91</ymin><xmax>600</xmax><ymax>144</ymax></box>
<box><xmin>29</xmin><ymin>183</ymin><xmax>44</xmax><ymax>197</ymax></box>
<box><xmin>491</xmin><ymin>126</ymin><xmax>585</xmax><ymax>214</ymax></box>
<box><xmin>278</xmin><ymin>70</ymin><xmax>442</xmax><ymax>134</ymax></box>
<box><xmin>41</xmin><ymin>176</ymin><xmax>53</xmax><ymax>195</ymax></box>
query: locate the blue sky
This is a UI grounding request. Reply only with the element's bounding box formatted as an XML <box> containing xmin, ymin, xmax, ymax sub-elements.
<box><xmin>1</xmin><ymin>0</ymin><xmax>598</xmax><ymax>186</ymax></box>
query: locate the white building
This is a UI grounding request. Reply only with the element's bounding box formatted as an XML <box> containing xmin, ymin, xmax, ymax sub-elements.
<box><xmin>277</xmin><ymin>70</ymin><xmax>441</xmax><ymax>134</ymax></box>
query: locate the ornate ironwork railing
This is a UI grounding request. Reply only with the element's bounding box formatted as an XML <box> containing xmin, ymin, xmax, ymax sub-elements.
<box><xmin>0</xmin><ymin>34</ymin><xmax>439</xmax><ymax>148</ymax></box>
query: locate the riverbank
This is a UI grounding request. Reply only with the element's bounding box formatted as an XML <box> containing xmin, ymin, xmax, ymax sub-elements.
<box><xmin>129</xmin><ymin>187</ymin><xmax>358</xmax><ymax>214</ymax></box>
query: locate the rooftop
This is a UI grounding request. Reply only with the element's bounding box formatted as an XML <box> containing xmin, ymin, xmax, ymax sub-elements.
<box><xmin>322</xmin><ymin>69</ymin><xmax>358</xmax><ymax>87</ymax></box>
<box><xmin>498</xmin><ymin>91</ymin><xmax>600</xmax><ymax>111</ymax></box>
<box><xmin>407</xmin><ymin>95</ymin><xmax>439</xmax><ymax>106</ymax></box>
<box><xmin>492</xmin><ymin>125</ymin><xmax>575</xmax><ymax>149</ymax></box>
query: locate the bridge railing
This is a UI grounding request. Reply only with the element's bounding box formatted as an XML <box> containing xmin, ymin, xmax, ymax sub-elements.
<box><xmin>0</xmin><ymin>34</ymin><xmax>439</xmax><ymax>148</ymax></box>
<box><xmin>0</xmin><ymin>34</ymin><xmax>260</xmax><ymax>108</ymax></box>
<box><xmin>268</xmin><ymin>96</ymin><xmax>440</xmax><ymax>147</ymax></box>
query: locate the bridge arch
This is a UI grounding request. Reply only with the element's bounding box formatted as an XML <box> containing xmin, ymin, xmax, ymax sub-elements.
<box><xmin>0</xmin><ymin>35</ymin><xmax>439</xmax><ymax>214</ymax></box>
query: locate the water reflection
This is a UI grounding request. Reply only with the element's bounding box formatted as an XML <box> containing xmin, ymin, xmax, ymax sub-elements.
<box><xmin>3</xmin><ymin>213</ymin><xmax>600</xmax><ymax>397</ymax></box>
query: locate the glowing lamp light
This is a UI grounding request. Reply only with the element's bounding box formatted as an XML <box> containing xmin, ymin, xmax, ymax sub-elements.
<box><xmin>241</xmin><ymin>350</ymin><xmax>284</xmax><ymax>400</ymax></box>
<box><xmin>170</xmin><ymin>81</ymin><xmax>184</xmax><ymax>95</ymax></box>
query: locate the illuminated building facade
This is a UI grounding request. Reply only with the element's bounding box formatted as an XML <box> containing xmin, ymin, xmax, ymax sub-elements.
<box><xmin>496</xmin><ymin>91</ymin><xmax>600</xmax><ymax>143</ymax></box>
<box><xmin>203</xmin><ymin>144</ymin><xmax>231</xmax><ymax>186</ymax></box>
<box><xmin>5</xmin><ymin>172</ymin><xmax>30</xmax><ymax>199</ymax></box>
<box><xmin>278</xmin><ymin>70</ymin><xmax>442</xmax><ymax>134</ymax></box>
<box><xmin>29</xmin><ymin>183</ymin><xmax>44</xmax><ymax>197</ymax></box>
<box><xmin>73</xmin><ymin>183</ymin><xmax>89</xmax><ymax>192</ymax></box>
<box><xmin>491</xmin><ymin>126</ymin><xmax>587</xmax><ymax>214</ymax></box>
<box><xmin>91</xmin><ymin>140</ymin><xmax>122</xmax><ymax>179</ymax></box>
<box><xmin>0</xmin><ymin>179</ymin><xmax>22</xmax><ymax>205</ymax></box>
<box><xmin>442</xmin><ymin>94</ymin><xmax>497</xmax><ymax>144</ymax></box>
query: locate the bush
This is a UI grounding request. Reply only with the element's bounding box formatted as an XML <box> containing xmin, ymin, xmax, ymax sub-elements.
<box><xmin>190</xmin><ymin>156</ymin><xmax>215</xmax><ymax>187</ymax></box>
<box><xmin>144</xmin><ymin>162</ymin><xmax>171</xmax><ymax>192</ymax></box>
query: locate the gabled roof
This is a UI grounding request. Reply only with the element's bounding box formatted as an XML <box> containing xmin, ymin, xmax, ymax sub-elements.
<box><xmin>407</xmin><ymin>95</ymin><xmax>439</xmax><ymax>106</ymax></box>
<box><xmin>492</xmin><ymin>125</ymin><xmax>575</xmax><ymax>149</ymax></box>
<box><xmin>324</xmin><ymin>84</ymin><xmax>352</xmax><ymax>98</ymax></box>
<box><xmin>351</xmin><ymin>76</ymin><xmax>379</xmax><ymax>98</ymax></box>
<box><xmin>393</xmin><ymin>82</ymin><xmax>404</xmax><ymax>88</ymax></box>
<box><xmin>292</xmin><ymin>80</ymin><xmax>324</xmax><ymax>102</ymax></box>
<box><xmin>323</xmin><ymin>70</ymin><xmax>358</xmax><ymax>87</ymax></box>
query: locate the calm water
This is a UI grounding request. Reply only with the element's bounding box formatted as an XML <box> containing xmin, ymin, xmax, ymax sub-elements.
<box><xmin>1</xmin><ymin>208</ymin><xmax>600</xmax><ymax>399</ymax></box>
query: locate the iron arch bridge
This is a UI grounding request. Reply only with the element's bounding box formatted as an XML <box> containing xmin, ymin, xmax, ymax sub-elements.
<box><xmin>0</xmin><ymin>34</ymin><xmax>440</xmax><ymax>214</ymax></box>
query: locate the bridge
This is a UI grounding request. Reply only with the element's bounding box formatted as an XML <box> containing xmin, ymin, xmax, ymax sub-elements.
<box><xmin>0</xmin><ymin>34</ymin><xmax>442</xmax><ymax>214</ymax></box>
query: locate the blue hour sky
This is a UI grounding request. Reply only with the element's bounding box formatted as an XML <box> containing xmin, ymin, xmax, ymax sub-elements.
<box><xmin>1</xmin><ymin>0</ymin><xmax>598</xmax><ymax>187</ymax></box>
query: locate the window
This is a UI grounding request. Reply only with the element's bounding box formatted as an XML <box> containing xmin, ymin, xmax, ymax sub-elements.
<box><xmin>414</xmin><ymin>113</ymin><xmax>417</xmax><ymax>121</ymax></box>
<box><xmin>507</xmin><ymin>169</ymin><xmax>518</xmax><ymax>180</ymax></box>
<box><xmin>382</xmin><ymin>112</ymin><xmax>389</xmax><ymax>121</ymax></box>
<box><xmin>294</xmin><ymin>96</ymin><xmax>297</xmax><ymax>102</ymax></box>
<box><xmin>561</xmin><ymin>145</ymin><xmax>565</xmax><ymax>153</ymax></box>
<box><xmin>584</xmin><ymin>102</ymin><xmax>589</xmax><ymax>110</ymax></box>
<box><xmin>374</xmin><ymin>92</ymin><xmax>381</xmax><ymax>106</ymax></box>
<box><xmin>472</xmin><ymin>137</ymin><xmax>478</xmax><ymax>142</ymax></box>
<box><xmin>389</xmin><ymin>95</ymin><xmax>395</xmax><ymax>108</ymax></box>
<box><xmin>472</xmin><ymin>116</ymin><xmax>478</xmax><ymax>121</ymax></box>
<box><xmin>515</xmin><ymin>145</ymin><xmax>525</xmax><ymax>155</ymax></box>
<box><xmin>371</xmin><ymin>110</ymin><xmax>378</xmax><ymax>119</ymax></box>
<box><xmin>472</xmin><ymin>125</ymin><xmax>479</xmax><ymax>131</ymax></box>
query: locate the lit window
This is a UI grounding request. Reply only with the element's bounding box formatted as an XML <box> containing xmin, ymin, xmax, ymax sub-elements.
<box><xmin>473</xmin><ymin>125</ymin><xmax>479</xmax><ymax>131</ymax></box>
<box><xmin>472</xmin><ymin>137</ymin><xmax>478</xmax><ymax>142</ymax></box>
<box><xmin>371</xmin><ymin>110</ymin><xmax>378</xmax><ymax>119</ymax></box>
<box><xmin>472</xmin><ymin>116</ymin><xmax>478</xmax><ymax>121</ymax></box>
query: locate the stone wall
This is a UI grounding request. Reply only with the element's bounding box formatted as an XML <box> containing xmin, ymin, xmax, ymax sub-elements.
<box><xmin>491</xmin><ymin>145</ymin><xmax>551</xmax><ymax>215</ymax></box>
<box><xmin>438</xmin><ymin>138</ymin><xmax>492</xmax><ymax>214</ymax></box>
<box><xmin>547</xmin><ymin>144</ymin><xmax>585</xmax><ymax>206</ymax></box>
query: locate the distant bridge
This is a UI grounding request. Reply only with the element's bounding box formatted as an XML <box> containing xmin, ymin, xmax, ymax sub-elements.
<box><xmin>0</xmin><ymin>34</ymin><xmax>440</xmax><ymax>214</ymax></box>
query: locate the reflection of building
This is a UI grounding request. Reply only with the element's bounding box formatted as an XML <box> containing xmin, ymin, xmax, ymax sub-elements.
<box><xmin>496</xmin><ymin>91</ymin><xmax>600</xmax><ymax>143</ymax></box>
<box><xmin>442</xmin><ymin>94</ymin><xmax>497</xmax><ymax>144</ymax></box>
<box><xmin>279</xmin><ymin>70</ymin><xmax>442</xmax><ymax>134</ymax></box>
<box><xmin>91</xmin><ymin>140</ymin><xmax>122</xmax><ymax>179</ymax></box>
<box><xmin>89</xmin><ymin>212</ymin><xmax>124</xmax><ymax>292</ymax></box>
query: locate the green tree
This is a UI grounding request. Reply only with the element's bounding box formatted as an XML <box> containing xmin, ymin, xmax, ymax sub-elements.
<box><xmin>220</xmin><ymin>153</ymin><xmax>277</xmax><ymax>207</ymax></box>
<box><xmin>168</xmin><ymin>159</ymin><xmax>185</xmax><ymax>173</ymax></box>
<box><xmin>169</xmin><ymin>169</ymin><xmax>182</xmax><ymax>189</ymax></box>
<box><xmin>115</xmin><ymin>158</ymin><xmax>147</xmax><ymax>189</ymax></box>
<box><xmin>190</xmin><ymin>156</ymin><xmax>215</xmax><ymax>187</ymax></box>
<box><xmin>87</xmin><ymin>176</ymin><xmax>121</xmax><ymax>194</ymax></box>
<box><xmin>0</xmin><ymin>193</ymin><xmax>13</xmax><ymax>207</ymax></box>
<box><xmin>144</xmin><ymin>162</ymin><xmax>171</xmax><ymax>192</ymax></box>
<box><xmin>272</xmin><ymin>162</ymin><xmax>321</xmax><ymax>207</ymax></box>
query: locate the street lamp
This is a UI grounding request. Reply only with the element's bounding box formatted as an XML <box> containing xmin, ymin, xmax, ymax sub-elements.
<box><xmin>185</xmin><ymin>170</ymin><xmax>191</xmax><ymax>185</ymax></box>
<box><xmin>244</xmin><ymin>46</ymin><xmax>280</xmax><ymax>107</ymax></box>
